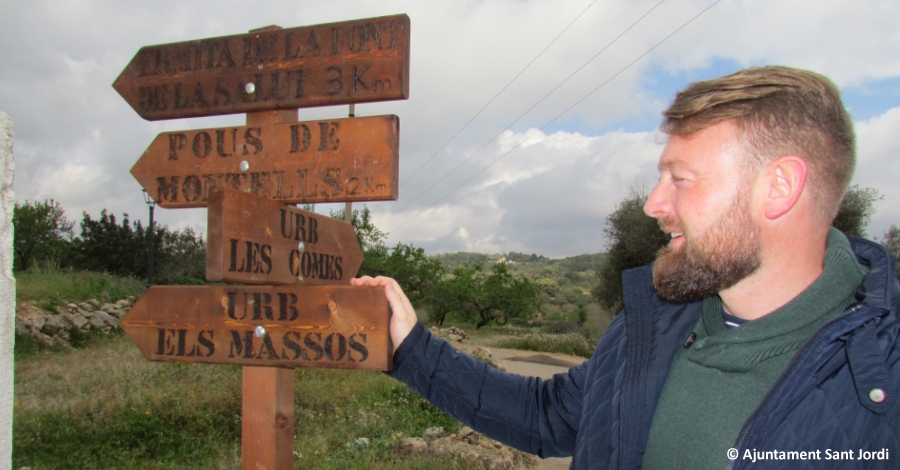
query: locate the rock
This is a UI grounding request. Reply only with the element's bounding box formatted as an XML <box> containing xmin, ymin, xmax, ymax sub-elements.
<box><xmin>97</xmin><ymin>311</ymin><xmax>119</xmax><ymax>328</ymax></box>
<box><xmin>33</xmin><ymin>331</ymin><xmax>56</xmax><ymax>349</ymax></box>
<box><xmin>67</xmin><ymin>313</ymin><xmax>89</xmax><ymax>331</ymax></box>
<box><xmin>471</xmin><ymin>347</ymin><xmax>505</xmax><ymax>371</ymax></box>
<box><xmin>396</xmin><ymin>437</ymin><xmax>429</xmax><ymax>457</ymax></box>
<box><xmin>14</xmin><ymin>318</ymin><xmax>30</xmax><ymax>336</ymax></box>
<box><xmin>29</xmin><ymin>315</ymin><xmax>45</xmax><ymax>333</ymax></box>
<box><xmin>431</xmin><ymin>436</ymin><xmax>531</xmax><ymax>469</ymax></box>
<box><xmin>423</xmin><ymin>426</ymin><xmax>446</xmax><ymax>440</ymax></box>
<box><xmin>59</xmin><ymin>313</ymin><xmax>76</xmax><ymax>329</ymax></box>
<box><xmin>17</xmin><ymin>296</ymin><xmax>131</xmax><ymax>349</ymax></box>
<box><xmin>100</xmin><ymin>303</ymin><xmax>118</xmax><ymax>315</ymax></box>
<box><xmin>52</xmin><ymin>334</ymin><xmax>72</xmax><ymax>349</ymax></box>
<box><xmin>40</xmin><ymin>315</ymin><xmax>61</xmax><ymax>336</ymax></box>
<box><xmin>430</xmin><ymin>326</ymin><xmax>470</xmax><ymax>343</ymax></box>
<box><xmin>89</xmin><ymin>311</ymin><xmax>118</xmax><ymax>332</ymax></box>
<box><xmin>88</xmin><ymin>315</ymin><xmax>105</xmax><ymax>331</ymax></box>
<box><xmin>397</xmin><ymin>427</ymin><xmax>533</xmax><ymax>469</ymax></box>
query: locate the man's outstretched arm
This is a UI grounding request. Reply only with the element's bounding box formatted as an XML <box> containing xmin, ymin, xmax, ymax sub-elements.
<box><xmin>350</xmin><ymin>275</ymin><xmax>587</xmax><ymax>458</ymax></box>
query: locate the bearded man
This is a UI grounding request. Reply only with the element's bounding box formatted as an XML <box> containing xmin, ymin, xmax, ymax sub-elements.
<box><xmin>352</xmin><ymin>66</ymin><xmax>900</xmax><ymax>469</ymax></box>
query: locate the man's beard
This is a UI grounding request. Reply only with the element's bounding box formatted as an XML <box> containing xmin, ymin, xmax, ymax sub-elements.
<box><xmin>652</xmin><ymin>195</ymin><xmax>762</xmax><ymax>303</ymax></box>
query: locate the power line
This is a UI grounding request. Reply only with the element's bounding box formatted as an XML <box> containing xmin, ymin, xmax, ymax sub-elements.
<box><xmin>372</xmin><ymin>0</ymin><xmax>599</xmax><ymax>213</ymax></box>
<box><xmin>397</xmin><ymin>0</ymin><xmax>599</xmax><ymax>189</ymax></box>
<box><xmin>380</xmin><ymin>0</ymin><xmax>667</xmax><ymax>226</ymax></box>
<box><xmin>386</xmin><ymin>0</ymin><xmax>721</xmax><ymax>233</ymax></box>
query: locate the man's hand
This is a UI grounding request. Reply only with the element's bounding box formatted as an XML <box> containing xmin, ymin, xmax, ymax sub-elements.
<box><xmin>350</xmin><ymin>276</ymin><xmax>418</xmax><ymax>354</ymax></box>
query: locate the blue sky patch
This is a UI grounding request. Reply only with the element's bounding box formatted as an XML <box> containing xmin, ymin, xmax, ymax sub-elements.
<box><xmin>842</xmin><ymin>77</ymin><xmax>900</xmax><ymax>122</ymax></box>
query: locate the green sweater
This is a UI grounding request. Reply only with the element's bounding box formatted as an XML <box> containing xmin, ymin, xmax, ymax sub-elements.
<box><xmin>642</xmin><ymin>229</ymin><xmax>867</xmax><ymax>469</ymax></box>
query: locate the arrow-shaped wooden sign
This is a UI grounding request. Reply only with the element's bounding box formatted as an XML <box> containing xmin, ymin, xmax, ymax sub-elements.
<box><xmin>131</xmin><ymin>114</ymin><xmax>399</xmax><ymax>208</ymax></box>
<box><xmin>121</xmin><ymin>285</ymin><xmax>392</xmax><ymax>370</ymax></box>
<box><xmin>207</xmin><ymin>187</ymin><xmax>363</xmax><ymax>285</ymax></box>
<box><xmin>113</xmin><ymin>15</ymin><xmax>410</xmax><ymax>121</ymax></box>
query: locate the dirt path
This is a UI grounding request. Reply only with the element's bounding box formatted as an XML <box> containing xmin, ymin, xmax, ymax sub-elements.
<box><xmin>454</xmin><ymin>342</ymin><xmax>585</xmax><ymax>470</ymax></box>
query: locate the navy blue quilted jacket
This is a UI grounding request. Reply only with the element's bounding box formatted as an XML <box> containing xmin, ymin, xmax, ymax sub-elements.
<box><xmin>389</xmin><ymin>237</ymin><xmax>900</xmax><ymax>469</ymax></box>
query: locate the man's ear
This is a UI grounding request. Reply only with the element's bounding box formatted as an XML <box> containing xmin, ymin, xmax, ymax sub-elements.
<box><xmin>763</xmin><ymin>156</ymin><xmax>809</xmax><ymax>220</ymax></box>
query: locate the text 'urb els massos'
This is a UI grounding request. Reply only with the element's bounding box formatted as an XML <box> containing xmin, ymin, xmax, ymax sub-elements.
<box><xmin>120</xmin><ymin>285</ymin><xmax>391</xmax><ymax>370</ymax></box>
<box><xmin>113</xmin><ymin>15</ymin><xmax>410</xmax><ymax>120</ymax></box>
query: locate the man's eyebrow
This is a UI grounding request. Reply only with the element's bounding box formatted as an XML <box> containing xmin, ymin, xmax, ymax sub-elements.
<box><xmin>658</xmin><ymin>157</ymin><xmax>690</xmax><ymax>172</ymax></box>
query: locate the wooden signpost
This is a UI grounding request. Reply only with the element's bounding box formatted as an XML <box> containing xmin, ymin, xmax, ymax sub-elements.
<box><xmin>121</xmin><ymin>285</ymin><xmax>391</xmax><ymax>370</ymax></box>
<box><xmin>130</xmin><ymin>115</ymin><xmax>399</xmax><ymax>208</ymax></box>
<box><xmin>113</xmin><ymin>15</ymin><xmax>410</xmax><ymax>120</ymax></box>
<box><xmin>115</xmin><ymin>16</ymin><xmax>410</xmax><ymax>470</ymax></box>
<box><xmin>206</xmin><ymin>187</ymin><xmax>364</xmax><ymax>285</ymax></box>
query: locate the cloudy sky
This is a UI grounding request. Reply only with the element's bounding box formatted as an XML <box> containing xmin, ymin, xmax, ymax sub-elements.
<box><xmin>3</xmin><ymin>0</ymin><xmax>900</xmax><ymax>258</ymax></box>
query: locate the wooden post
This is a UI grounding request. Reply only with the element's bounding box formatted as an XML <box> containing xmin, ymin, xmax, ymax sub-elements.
<box><xmin>242</xmin><ymin>367</ymin><xmax>295</xmax><ymax>470</ymax></box>
<box><xmin>243</xmin><ymin>105</ymin><xmax>298</xmax><ymax>470</ymax></box>
<box><xmin>114</xmin><ymin>16</ymin><xmax>409</xmax><ymax>470</ymax></box>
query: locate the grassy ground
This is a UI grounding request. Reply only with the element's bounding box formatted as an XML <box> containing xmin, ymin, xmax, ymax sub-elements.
<box><xmin>13</xmin><ymin>334</ymin><xmax>464</xmax><ymax>469</ymax></box>
<box><xmin>13</xmin><ymin>269</ymin><xmax>613</xmax><ymax>468</ymax></box>
<box><xmin>16</xmin><ymin>269</ymin><xmax>146</xmax><ymax>311</ymax></box>
<box><xmin>487</xmin><ymin>332</ymin><xmax>597</xmax><ymax>358</ymax></box>
<box><xmin>437</xmin><ymin>303</ymin><xmax>614</xmax><ymax>359</ymax></box>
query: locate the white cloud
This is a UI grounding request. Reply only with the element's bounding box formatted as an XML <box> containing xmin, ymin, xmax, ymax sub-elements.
<box><xmin>855</xmin><ymin>107</ymin><xmax>900</xmax><ymax>238</ymax></box>
<box><xmin>3</xmin><ymin>0</ymin><xmax>900</xmax><ymax>255</ymax></box>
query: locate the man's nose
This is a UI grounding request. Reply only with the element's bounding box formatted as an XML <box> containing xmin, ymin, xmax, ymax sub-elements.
<box><xmin>643</xmin><ymin>178</ymin><xmax>671</xmax><ymax>219</ymax></box>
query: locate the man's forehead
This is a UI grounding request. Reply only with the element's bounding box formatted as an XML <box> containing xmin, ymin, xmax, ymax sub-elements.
<box><xmin>657</xmin><ymin>139</ymin><xmax>698</xmax><ymax>171</ymax></box>
<box><xmin>656</xmin><ymin>122</ymin><xmax>742</xmax><ymax>171</ymax></box>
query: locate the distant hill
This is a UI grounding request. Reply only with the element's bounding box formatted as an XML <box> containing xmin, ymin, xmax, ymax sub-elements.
<box><xmin>432</xmin><ymin>251</ymin><xmax>606</xmax><ymax>293</ymax></box>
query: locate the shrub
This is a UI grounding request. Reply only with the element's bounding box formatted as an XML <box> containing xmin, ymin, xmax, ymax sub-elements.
<box><xmin>489</xmin><ymin>332</ymin><xmax>595</xmax><ymax>358</ymax></box>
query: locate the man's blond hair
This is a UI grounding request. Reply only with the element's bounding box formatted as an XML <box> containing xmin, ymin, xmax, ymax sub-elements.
<box><xmin>661</xmin><ymin>66</ymin><xmax>855</xmax><ymax>222</ymax></box>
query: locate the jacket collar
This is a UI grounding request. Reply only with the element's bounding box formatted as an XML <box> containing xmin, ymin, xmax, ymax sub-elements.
<box><xmin>848</xmin><ymin>235</ymin><xmax>900</xmax><ymax>313</ymax></box>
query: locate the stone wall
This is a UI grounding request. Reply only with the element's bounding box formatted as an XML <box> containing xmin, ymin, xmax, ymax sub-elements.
<box><xmin>15</xmin><ymin>298</ymin><xmax>134</xmax><ymax>349</ymax></box>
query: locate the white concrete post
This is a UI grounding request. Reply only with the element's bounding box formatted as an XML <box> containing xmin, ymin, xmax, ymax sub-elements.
<box><xmin>0</xmin><ymin>111</ymin><xmax>15</xmax><ymax>470</ymax></box>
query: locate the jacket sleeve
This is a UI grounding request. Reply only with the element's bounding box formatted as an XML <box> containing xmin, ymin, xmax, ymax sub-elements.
<box><xmin>387</xmin><ymin>322</ymin><xmax>589</xmax><ymax>458</ymax></box>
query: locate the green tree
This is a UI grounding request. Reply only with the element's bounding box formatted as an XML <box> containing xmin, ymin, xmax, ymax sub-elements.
<box><xmin>532</xmin><ymin>277</ymin><xmax>560</xmax><ymax>298</ymax></box>
<box><xmin>593</xmin><ymin>189</ymin><xmax>669</xmax><ymax>314</ymax></box>
<box><xmin>73</xmin><ymin>210</ymin><xmax>161</xmax><ymax>278</ymax></box>
<box><xmin>877</xmin><ymin>225</ymin><xmax>900</xmax><ymax>280</ymax></box>
<box><xmin>833</xmin><ymin>185</ymin><xmax>881</xmax><ymax>238</ymax></box>
<box><xmin>329</xmin><ymin>205</ymin><xmax>444</xmax><ymax>308</ymax></box>
<box><xmin>13</xmin><ymin>199</ymin><xmax>75</xmax><ymax>271</ymax></box>
<box><xmin>362</xmin><ymin>242</ymin><xmax>445</xmax><ymax>306</ymax></box>
<box><xmin>436</xmin><ymin>262</ymin><xmax>539</xmax><ymax>329</ymax></box>
<box><xmin>330</xmin><ymin>205</ymin><xmax>387</xmax><ymax>253</ymax></box>
<box><xmin>155</xmin><ymin>227</ymin><xmax>207</xmax><ymax>284</ymax></box>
